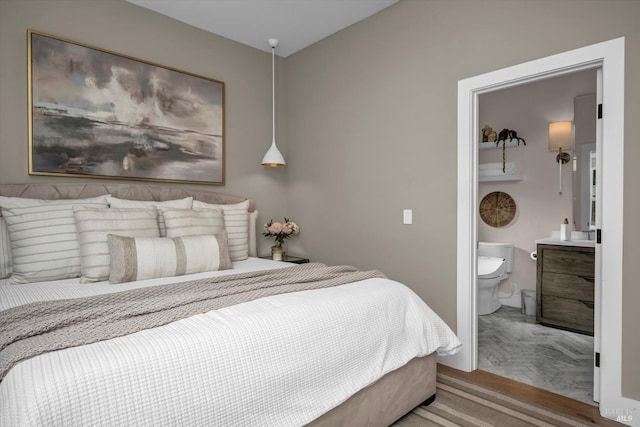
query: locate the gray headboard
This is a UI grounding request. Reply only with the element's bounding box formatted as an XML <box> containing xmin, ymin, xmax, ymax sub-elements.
<box><xmin>0</xmin><ymin>183</ymin><xmax>255</xmax><ymax>212</ymax></box>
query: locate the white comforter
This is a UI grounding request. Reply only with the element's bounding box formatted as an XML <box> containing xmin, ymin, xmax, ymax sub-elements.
<box><xmin>0</xmin><ymin>258</ymin><xmax>460</xmax><ymax>427</ymax></box>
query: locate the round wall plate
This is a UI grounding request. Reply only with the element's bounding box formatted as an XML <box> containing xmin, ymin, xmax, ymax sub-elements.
<box><xmin>480</xmin><ymin>191</ymin><xmax>517</xmax><ymax>227</ymax></box>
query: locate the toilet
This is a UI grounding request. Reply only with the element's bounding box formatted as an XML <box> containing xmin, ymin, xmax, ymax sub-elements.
<box><xmin>477</xmin><ymin>242</ymin><xmax>514</xmax><ymax>315</ymax></box>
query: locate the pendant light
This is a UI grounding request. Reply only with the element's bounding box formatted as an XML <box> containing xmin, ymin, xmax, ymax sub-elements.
<box><xmin>261</xmin><ymin>38</ymin><xmax>286</xmax><ymax>167</ymax></box>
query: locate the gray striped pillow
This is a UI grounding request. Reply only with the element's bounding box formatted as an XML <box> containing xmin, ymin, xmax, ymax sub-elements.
<box><xmin>74</xmin><ymin>207</ymin><xmax>160</xmax><ymax>283</ymax></box>
<box><xmin>163</xmin><ymin>208</ymin><xmax>225</xmax><ymax>238</ymax></box>
<box><xmin>192</xmin><ymin>200</ymin><xmax>250</xmax><ymax>261</ymax></box>
<box><xmin>108</xmin><ymin>233</ymin><xmax>232</xmax><ymax>284</ymax></box>
<box><xmin>106</xmin><ymin>197</ymin><xmax>193</xmax><ymax>237</ymax></box>
<box><xmin>0</xmin><ymin>196</ymin><xmax>109</xmax><ymax>284</ymax></box>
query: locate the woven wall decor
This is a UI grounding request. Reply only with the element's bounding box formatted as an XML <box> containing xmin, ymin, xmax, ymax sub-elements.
<box><xmin>480</xmin><ymin>191</ymin><xmax>517</xmax><ymax>227</ymax></box>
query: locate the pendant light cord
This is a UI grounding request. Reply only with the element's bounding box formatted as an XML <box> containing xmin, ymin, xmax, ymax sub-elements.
<box><xmin>272</xmin><ymin>44</ymin><xmax>275</xmax><ymax>142</ymax></box>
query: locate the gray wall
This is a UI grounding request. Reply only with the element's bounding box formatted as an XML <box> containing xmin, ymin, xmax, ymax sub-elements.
<box><xmin>0</xmin><ymin>0</ymin><xmax>287</xmax><ymax>257</ymax></box>
<box><xmin>1</xmin><ymin>0</ymin><xmax>638</xmax><ymax>399</ymax></box>
<box><xmin>282</xmin><ymin>0</ymin><xmax>640</xmax><ymax>399</ymax></box>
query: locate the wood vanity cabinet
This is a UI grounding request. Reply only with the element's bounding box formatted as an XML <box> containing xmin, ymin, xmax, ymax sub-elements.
<box><xmin>536</xmin><ymin>244</ymin><xmax>595</xmax><ymax>335</ymax></box>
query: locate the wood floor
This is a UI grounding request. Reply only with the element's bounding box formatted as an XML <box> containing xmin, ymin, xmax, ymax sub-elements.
<box><xmin>438</xmin><ymin>364</ymin><xmax>622</xmax><ymax>426</ymax></box>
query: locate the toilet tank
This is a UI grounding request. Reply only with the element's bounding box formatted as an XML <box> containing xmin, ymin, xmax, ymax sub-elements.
<box><xmin>478</xmin><ymin>242</ymin><xmax>514</xmax><ymax>273</ymax></box>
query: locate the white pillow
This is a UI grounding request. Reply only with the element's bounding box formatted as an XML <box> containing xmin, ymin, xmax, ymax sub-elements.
<box><xmin>108</xmin><ymin>233</ymin><xmax>232</xmax><ymax>284</ymax></box>
<box><xmin>0</xmin><ymin>195</ymin><xmax>109</xmax><ymax>209</ymax></box>
<box><xmin>0</xmin><ymin>195</ymin><xmax>109</xmax><ymax>284</ymax></box>
<box><xmin>162</xmin><ymin>208</ymin><xmax>225</xmax><ymax>238</ymax></box>
<box><xmin>106</xmin><ymin>196</ymin><xmax>193</xmax><ymax>237</ymax></box>
<box><xmin>74</xmin><ymin>207</ymin><xmax>161</xmax><ymax>283</ymax></box>
<box><xmin>193</xmin><ymin>200</ymin><xmax>249</xmax><ymax>261</ymax></box>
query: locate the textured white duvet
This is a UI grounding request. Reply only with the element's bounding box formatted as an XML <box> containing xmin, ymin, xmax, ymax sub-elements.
<box><xmin>0</xmin><ymin>258</ymin><xmax>460</xmax><ymax>427</ymax></box>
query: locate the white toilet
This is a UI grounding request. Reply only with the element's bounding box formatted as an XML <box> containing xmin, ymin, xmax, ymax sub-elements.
<box><xmin>477</xmin><ymin>242</ymin><xmax>514</xmax><ymax>315</ymax></box>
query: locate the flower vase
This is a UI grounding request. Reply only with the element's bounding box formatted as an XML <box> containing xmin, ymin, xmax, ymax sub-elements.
<box><xmin>271</xmin><ymin>244</ymin><xmax>285</xmax><ymax>261</ymax></box>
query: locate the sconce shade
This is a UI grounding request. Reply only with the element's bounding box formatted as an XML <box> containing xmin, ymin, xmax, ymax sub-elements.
<box><xmin>548</xmin><ymin>121</ymin><xmax>572</xmax><ymax>151</ymax></box>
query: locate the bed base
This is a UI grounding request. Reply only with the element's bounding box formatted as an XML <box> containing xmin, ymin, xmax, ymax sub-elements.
<box><xmin>307</xmin><ymin>352</ymin><xmax>437</xmax><ymax>427</ymax></box>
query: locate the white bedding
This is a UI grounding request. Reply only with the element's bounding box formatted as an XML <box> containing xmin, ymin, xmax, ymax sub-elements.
<box><xmin>0</xmin><ymin>258</ymin><xmax>460</xmax><ymax>427</ymax></box>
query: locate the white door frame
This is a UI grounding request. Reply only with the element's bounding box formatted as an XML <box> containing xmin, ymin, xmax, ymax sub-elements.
<box><xmin>449</xmin><ymin>37</ymin><xmax>634</xmax><ymax>423</ymax></box>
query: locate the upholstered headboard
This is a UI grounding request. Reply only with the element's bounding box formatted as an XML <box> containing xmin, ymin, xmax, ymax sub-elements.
<box><xmin>0</xmin><ymin>183</ymin><xmax>255</xmax><ymax>212</ymax></box>
<box><xmin>0</xmin><ymin>182</ymin><xmax>257</xmax><ymax>257</ymax></box>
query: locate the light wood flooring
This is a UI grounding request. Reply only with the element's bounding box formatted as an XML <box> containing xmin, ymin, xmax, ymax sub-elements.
<box><xmin>478</xmin><ymin>305</ymin><xmax>595</xmax><ymax>405</ymax></box>
<box><xmin>438</xmin><ymin>364</ymin><xmax>622</xmax><ymax>426</ymax></box>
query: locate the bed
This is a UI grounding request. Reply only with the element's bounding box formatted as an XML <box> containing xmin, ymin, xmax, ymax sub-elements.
<box><xmin>0</xmin><ymin>183</ymin><xmax>460</xmax><ymax>427</ymax></box>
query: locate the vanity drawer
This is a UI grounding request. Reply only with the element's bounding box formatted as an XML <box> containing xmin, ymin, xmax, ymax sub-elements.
<box><xmin>540</xmin><ymin>295</ymin><xmax>594</xmax><ymax>335</ymax></box>
<box><xmin>541</xmin><ymin>248</ymin><xmax>594</xmax><ymax>277</ymax></box>
<box><xmin>541</xmin><ymin>272</ymin><xmax>594</xmax><ymax>302</ymax></box>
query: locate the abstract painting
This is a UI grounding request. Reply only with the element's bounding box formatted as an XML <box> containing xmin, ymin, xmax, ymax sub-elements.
<box><xmin>28</xmin><ymin>30</ymin><xmax>225</xmax><ymax>185</ymax></box>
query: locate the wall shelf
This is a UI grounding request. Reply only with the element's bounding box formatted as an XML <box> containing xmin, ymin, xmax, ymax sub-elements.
<box><xmin>479</xmin><ymin>140</ymin><xmax>525</xmax><ymax>150</ymax></box>
<box><xmin>479</xmin><ymin>174</ymin><xmax>524</xmax><ymax>183</ymax></box>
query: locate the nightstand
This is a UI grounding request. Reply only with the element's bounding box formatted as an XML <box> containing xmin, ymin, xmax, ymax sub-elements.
<box><xmin>260</xmin><ymin>254</ymin><xmax>309</xmax><ymax>264</ymax></box>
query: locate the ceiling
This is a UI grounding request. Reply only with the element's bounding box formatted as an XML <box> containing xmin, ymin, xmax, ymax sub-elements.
<box><xmin>126</xmin><ymin>0</ymin><xmax>398</xmax><ymax>57</ymax></box>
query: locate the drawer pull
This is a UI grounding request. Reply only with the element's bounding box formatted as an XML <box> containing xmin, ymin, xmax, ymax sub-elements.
<box><xmin>581</xmin><ymin>300</ymin><xmax>595</xmax><ymax>309</ymax></box>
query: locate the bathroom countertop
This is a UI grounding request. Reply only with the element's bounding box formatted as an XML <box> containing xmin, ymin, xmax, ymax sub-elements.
<box><xmin>535</xmin><ymin>238</ymin><xmax>595</xmax><ymax>248</ymax></box>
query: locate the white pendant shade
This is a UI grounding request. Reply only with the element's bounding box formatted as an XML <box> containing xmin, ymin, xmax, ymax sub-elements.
<box><xmin>262</xmin><ymin>139</ymin><xmax>286</xmax><ymax>167</ymax></box>
<box><xmin>262</xmin><ymin>38</ymin><xmax>285</xmax><ymax>167</ymax></box>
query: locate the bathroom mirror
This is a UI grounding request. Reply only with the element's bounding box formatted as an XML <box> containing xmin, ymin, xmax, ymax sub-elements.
<box><xmin>572</xmin><ymin>94</ymin><xmax>597</xmax><ymax>231</ymax></box>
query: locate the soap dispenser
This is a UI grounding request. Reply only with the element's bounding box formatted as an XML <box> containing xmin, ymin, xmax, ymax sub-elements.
<box><xmin>560</xmin><ymin>218</ymin><xmax>570</xmax><ymax>241</ymax></box>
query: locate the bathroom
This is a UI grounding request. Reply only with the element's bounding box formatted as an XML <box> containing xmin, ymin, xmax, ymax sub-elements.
<box><xmin>476</xmin><ymin>68</ymin><xmax>598</xmax><ymax>405</ymax></box>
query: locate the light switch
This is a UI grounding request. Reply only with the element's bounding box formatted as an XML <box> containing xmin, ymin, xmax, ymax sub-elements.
<box><xmin>403</xmin><ymin>209</ymin><xmax>412</xmax><ymax>225</ymax></box>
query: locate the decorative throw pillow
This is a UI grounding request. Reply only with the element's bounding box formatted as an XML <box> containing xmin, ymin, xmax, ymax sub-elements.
<box><xmin>192</xmin><ymin>200</ymin><xmax>250</xmax><ymax>261</ymax></box>
<box><xmin>163</xmin><ymin>208</ymin><xmax>225</xmax><ymax>239</ymax></box>
<box><xmin>73</xmin><ymin>207</ymin><xmax>160</xmax><ymax>283</ymax></box>
<box><xmin>106</xmin><ymin>196</ymin><xmax>193</xmax><ymax>237</ymax></box>
<box><xmin>108</xmin><ymin>232</ymin><xmax>232</xmax><ymax>284</ymax></box>
<box><xmin>0</xmin><ymin>195</ymin><xmax>109</xmax><ymax>284</ymax></box>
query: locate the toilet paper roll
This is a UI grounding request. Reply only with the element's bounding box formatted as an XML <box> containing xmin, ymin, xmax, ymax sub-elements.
<box><xmin>530</xmin><ymin>251</ymin><xmax>537</xmax><ymax>261</ymax></box>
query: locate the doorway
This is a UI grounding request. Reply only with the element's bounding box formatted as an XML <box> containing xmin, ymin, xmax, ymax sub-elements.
<box><xmin>475</xmin><ymin>68</ymin><xmax>598</xmax><ymax>404</ymax></box>
<box><xmin>450</xmin><ymin>37</ymin><xmax>627</xmax><ymax>416</ymax></box>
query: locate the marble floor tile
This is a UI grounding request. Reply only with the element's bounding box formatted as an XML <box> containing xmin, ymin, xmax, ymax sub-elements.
<box><xmin>478</xmin><ymin>306</ymin><xmax>596</xmax><ymax>406</ymax></box>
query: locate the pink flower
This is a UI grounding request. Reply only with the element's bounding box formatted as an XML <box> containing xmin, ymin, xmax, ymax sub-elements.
<box><xmin>268</xmin><ymin>222</ymin><xmax>283</xmax><ymax>234</ymax></box>
<box><xmin>263</xmin><ymin>217</ymin><xmax>300</xmax><ymax>245</ymax></box>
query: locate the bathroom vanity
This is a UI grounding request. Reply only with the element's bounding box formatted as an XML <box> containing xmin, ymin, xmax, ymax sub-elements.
<box><xmin>535</xmin><ymin>240</ymin><xmax>595</xmax><ymax>335</ymax></box>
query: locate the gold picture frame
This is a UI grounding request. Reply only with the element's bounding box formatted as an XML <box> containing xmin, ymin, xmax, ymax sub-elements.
<box><xmin>28</xmin><ymin>30</ymin><xmax>225</xmax><ymax>185</ymax></box>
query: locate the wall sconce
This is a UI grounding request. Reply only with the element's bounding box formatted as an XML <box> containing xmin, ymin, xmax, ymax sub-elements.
<box><xmin>548</xmin><ymin>121</ymin><xmax>572</xmax><ymax>194</ymax></box>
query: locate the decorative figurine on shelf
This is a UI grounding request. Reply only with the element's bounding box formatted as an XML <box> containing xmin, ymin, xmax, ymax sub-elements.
<box><xmin>495</xmin><ymin>128</ymin><xmax>526</xmax><ymax>146</ymax></box>
<box><xmin>481</xmin><ymin>125</ymin><xmax>497</xmax><ymax>143</ymax></box>
<box><xmin>263</xmin><ymin>217</ymin><xmax>300</xmax><ymax>261</ymax></box>
<box><xmin>495</xmin><ymin>128</ymin><xmax>526</xmax><ymax>173</ymax></box>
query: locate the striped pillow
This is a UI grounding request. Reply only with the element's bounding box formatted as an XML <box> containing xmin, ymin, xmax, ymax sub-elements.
<box><xmin>74</xmin><ymin>207</ymin><xmax>161</xmax><ymax>283</ymax></box>
<box><xmin>0</xmin><ymin>196</ymin><xmax>109</xmax><ymax>284</ymax></box>
<box><xmin>192</xmin><ymin>200</ymin><xmax>250</xmax><ymax>261</ymax></box>
<box><xmin>106</xmin><ymin>197</ymin><xmax>193</xmax><ymax>237</ymax></box>
<box><xmin>0</xmin><ymin>218</ymin><xmax>13</xmax><ymax>279</ymax></box>
<box><xmin>108</xmin><ymin>233</ymin><xmax>232</xmax><ymax>284</ymax></box>
<box><xmin>163</xmin><ymin>208</ymin><xmax>225</xmax><ymax>238</ymax></box>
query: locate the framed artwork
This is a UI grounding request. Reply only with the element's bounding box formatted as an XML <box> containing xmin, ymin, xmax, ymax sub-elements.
<box><xmin>28</xmin><ymin>30</ymin><xmax>225</xmax><ymax>185</ymax></box>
